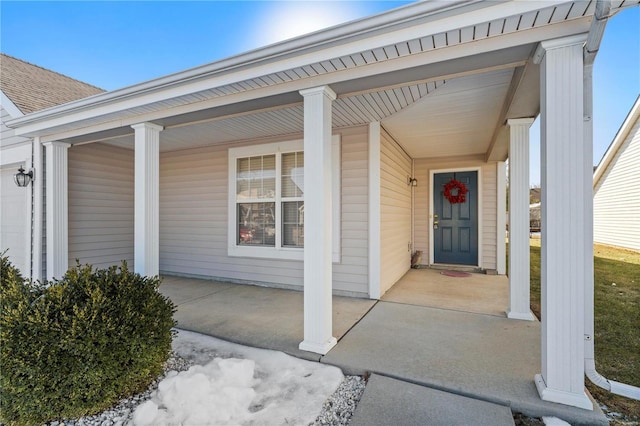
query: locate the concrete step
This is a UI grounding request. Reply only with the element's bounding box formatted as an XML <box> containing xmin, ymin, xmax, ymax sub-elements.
<box><xmin>350</xmin><ymin>374</ymin><xmax>515</xmax><ymax>426</ymax></box>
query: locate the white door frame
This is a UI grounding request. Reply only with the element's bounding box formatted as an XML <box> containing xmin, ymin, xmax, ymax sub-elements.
<box><xmin>429</xmin><ymin>166</ymin><xmax>482</xmax><ymax>268</ymax></box>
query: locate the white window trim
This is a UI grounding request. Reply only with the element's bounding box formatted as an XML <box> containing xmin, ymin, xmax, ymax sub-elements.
<box><xmin>228</xmin><ymin>136</ymin><xmax>341</xmax><ymax>262</ymax></box>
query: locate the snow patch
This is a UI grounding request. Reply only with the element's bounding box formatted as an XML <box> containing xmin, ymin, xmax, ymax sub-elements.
<box><xmin>131</xmin><ymin>329</ymin><xmax>344</xmax><ymax>426</ymax></box>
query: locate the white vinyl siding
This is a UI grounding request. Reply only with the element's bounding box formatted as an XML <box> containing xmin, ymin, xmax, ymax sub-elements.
<box><xmin>0</xmin><ymin>164</ymin><xmax>31</xmax><ymax>276</ymax></box>
<box><xmin>380</xmin><ymin>129</ymin><xmax>412</xmax><ymax>295</ymax></box>
<box><xmin>0</xmin><ymin>105</ymin><xmax>32</xmax><ymax>278</ymax></box>
<box><xmin>413</xmin><ymin>156</ymin><xmax>498</xmax><ymax>271</ymax></box>
<box><xmin>336</xmin><ymin>126</ymin><xmax>369</xmax><ymax>295</ymax></box>
<box><xmin>160</xmin><ymin>126</ymin><xmax>369</xmax><ymax>296</ymax></box>
<box><xmin>68</xmin><ymin>143</ymin><xmax>134</xmax><ymax>269</ymax></box>
<box><xmin>594</xmin><ymin>118</ymin><xmax>640</xmax><ymax>251</ymax></box>
<box><xmin>482</xmin><ymin>164</ymin><xmax>497</xmax><ymax>269</ymax></box>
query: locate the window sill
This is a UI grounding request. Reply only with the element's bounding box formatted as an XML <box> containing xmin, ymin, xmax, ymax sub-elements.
<box><xmin>228</xmin><ymin>245</ymin><xmax>304</xmax><ymax>261</ymax></box>
<box><xmin>228</xmin><ymin>246</ymin><xmax>341</xmax><ymax>263</ymax></box>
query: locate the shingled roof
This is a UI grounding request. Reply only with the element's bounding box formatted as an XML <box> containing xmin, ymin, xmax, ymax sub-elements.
<box><xmin>0</xmin><ymin>53</ymin><xmax>104</xmax><ymax>115</ymax></box>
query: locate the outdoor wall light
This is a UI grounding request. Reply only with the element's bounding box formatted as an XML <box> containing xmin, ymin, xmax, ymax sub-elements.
<box><xmin>13</xmin><ymin>166</ymin><xmax>34</xmax><ymax>187</ymax></box>
<box><xmin>408</xmin><ymin>177</ymin><xmax>418</xmax><ymax>187</ymax></box>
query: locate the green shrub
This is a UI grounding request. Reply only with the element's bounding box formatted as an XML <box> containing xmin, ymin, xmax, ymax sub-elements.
<box><xmin>0</xmin><ymin>258</ymin><xmax>176</xmax><ymax>426</ymax></box>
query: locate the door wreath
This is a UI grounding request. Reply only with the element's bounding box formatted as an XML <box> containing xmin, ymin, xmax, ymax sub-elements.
<box><xmin>443</xmin><ymin>179</ymin><xmax>468</xmax><ymax>204</ymax></box>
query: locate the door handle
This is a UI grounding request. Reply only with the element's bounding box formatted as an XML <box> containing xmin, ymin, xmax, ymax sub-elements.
<box><xmin>433</xmin><ymin>214</ymin><xmax>438</xmax><ymax>229</ymax></box>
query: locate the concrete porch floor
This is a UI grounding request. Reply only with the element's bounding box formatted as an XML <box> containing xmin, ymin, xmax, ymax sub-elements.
<box><xmin>382</xmin><ymin>268</ymin><xmax>510</xmax><ymax>317</ymax></box>
<box><xmin>159</xmin><ymin>275</ymin><xmax>607</xmax><ymax>425</ymax></box>
<box><xmin>159</xmin><ymin>275</ymin><xmax>376</xmax><ymax>362</ymax></box>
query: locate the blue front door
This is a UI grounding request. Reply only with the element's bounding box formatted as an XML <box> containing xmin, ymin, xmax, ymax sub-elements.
<box><xmin>433</xmin><ymin>171</ymin><xmax>478</xmax><ymax>265</ymax></box>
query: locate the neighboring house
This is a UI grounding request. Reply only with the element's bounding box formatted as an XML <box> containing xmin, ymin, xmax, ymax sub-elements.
<box><xmin>2</xmin><ymin>1</ymin><xmax>635</xmax><ymax>411</ymax></box>
<box><xmin>530</xmin><ymin>202</ymin><xmax>541</xmax><ymax>232</ymax></box>
<box><xmin>593</xmin><ymin>96</ymin><xmax>640</xmax><ymax>251</ymax></box>
<box><xmin>0</xmin><ymin>53</ymin><xmax>104</xmax><ymax>277</ymax></box>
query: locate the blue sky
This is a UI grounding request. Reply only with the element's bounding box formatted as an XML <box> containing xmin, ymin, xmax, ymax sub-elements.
<box><xmin>1</xmin><ymin>1</ymin><xmax>638</xmax><ymax>184</ymax></box>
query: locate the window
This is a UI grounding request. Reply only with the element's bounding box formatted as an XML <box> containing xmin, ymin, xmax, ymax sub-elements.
<box><xmin>236</xmin><ymin>154</ymin><xmax>277</xmax><ymax>246</ymax></box>
<box><xmin>228</xmin><ymin>137</ymin><xmax>341</xmax><ymax>261</ymax></box>
<box><xmin>281</xmin><ymin>151</ymin><xmax>304</xmax><ymax>247</ymax></box>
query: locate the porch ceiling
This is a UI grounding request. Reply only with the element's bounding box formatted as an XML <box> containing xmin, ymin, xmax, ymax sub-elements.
<box><xmin>101</xmin><ymin>78</ymin><xmax>448</xmax><ymax>153</ymax></box>
<box><xmin>381</xmin><ymin>68</ymin><xmax>515</xmax><ymax>159</ymax></box>
<box><xmin>100</xmin><ymin>65</ymin><xmax>518</xmax><ymax>160</ymax></box>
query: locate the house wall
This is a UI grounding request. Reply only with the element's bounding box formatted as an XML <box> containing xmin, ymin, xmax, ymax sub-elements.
<box><xmin>1</xmin><ymin>164</ymin><xmax>30</xmax><ymax>275</ymax></box>
<box><xmin>159</xmin><ymin>125</ymin><xmax>370</xmax><ymax>296</ymax></box>
<box><xmin>379</xmin><ymin>129</ymin><xmax>412</xmax><ymax>295</ymax></box>
<box><xmin>0</xmin><ymin>104</ymin><xmax>32</xmax><ymax>277</ymax></box>
<box><xmin>68</xmin><ymin>143</ymin><xmax>135</xmax><ymax>269</ymax></box>
<box><xmin>413</xmin><ymin>155</ymin><xmax>498</xmax><ymax>270</ymax></box>
<box><xmin>593</xmin><ymin>118</ymin><xmax>640</xmax><ymax>251</ymax></box>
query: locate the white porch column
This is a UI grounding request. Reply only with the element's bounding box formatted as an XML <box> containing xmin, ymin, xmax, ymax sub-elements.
<box><xmin>299</xmin><ymin>85</ymin><xmax>337</xmax><ymax>355</ymax></box>
<box><xmin>132</xmin><ymin>123</ymin><xmax>163</xmax><ymax>277</ymax></box>
<box><xmin>43</xmin><ymin>141</ymin><xmax>70</xmax><ymax>280</ymax></box>
<box><xmin>533</xmin><ymin>34</ymin><xmax>592</xmax><ymax>410</ymax></box>
<box><xmin>506</xmin><ymin>118</ymin><xmax>535</xmax><ymax>321</ymax></box>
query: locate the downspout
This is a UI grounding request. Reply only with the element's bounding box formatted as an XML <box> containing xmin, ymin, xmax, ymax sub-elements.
<box><xmin>30</xmin><ymin>138</ymin><xmax>35</xmax><ymax>280</ymax></box>
<box><xmin>583</xmin><ymin>0</ymin><xmax>640</xmax><ymax>400</ymax></box>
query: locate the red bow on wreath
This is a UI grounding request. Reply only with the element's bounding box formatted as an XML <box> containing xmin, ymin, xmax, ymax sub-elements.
<box><xmin>443</xmin><ymin>179</ymin><xmax>468</xmax><ymax>204</ymax></box>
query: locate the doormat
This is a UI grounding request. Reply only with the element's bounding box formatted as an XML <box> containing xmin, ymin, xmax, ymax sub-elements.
<box><xmin>440</xmin><ymin>271</ymin><xmax>472</xmax><ymax>278</ymax></box>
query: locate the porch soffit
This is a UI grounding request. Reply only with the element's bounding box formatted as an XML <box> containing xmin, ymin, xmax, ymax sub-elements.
<box><xmin>8</xmin><ymin>1</ymin><xmax>602</xmax><ymax>143</ymax></box>
<box><xmin>97</xmin><ymin>79</ymin><xmax>447</xmax><ymax>153</ymax></box>
<box><xmin>100</xmin><ymin>66</ymin><xmax>512</xmax><ymax>159</ymax></box>
<box><xmin>382</xmin><ymin>67</ymin><xmax>514</xmax><ymax>159</ymax></box>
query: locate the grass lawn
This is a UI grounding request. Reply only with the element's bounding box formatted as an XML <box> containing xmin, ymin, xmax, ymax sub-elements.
<box><xmin>529</xmin><ymin>239</ymin><xmax>640</xmax><ymax>422</ymax></box>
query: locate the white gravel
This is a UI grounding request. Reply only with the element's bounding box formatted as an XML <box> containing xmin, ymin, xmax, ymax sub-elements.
<box><xmin>311</xmin><ymin>375</ymin><xmax>366</xmax><ymax>426</ymax></box>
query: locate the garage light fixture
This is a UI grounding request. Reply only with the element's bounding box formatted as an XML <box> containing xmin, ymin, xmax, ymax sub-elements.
<box><xmin>14</xmin><ymin>166</ymin><xmax>34</xmax><ymax>187</ymax></box>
